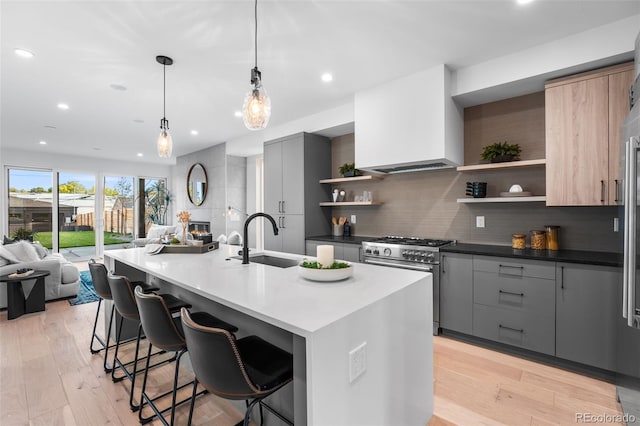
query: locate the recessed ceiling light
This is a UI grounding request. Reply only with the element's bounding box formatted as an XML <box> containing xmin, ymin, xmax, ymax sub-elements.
<box><xmin>133</xmin><ymin>119</ymin><xmax>144</xmax><ymax>123</ymax></box>
<box><xmin>93</xmin><ymin>147</ymin><xmax>102</xmax><ymax>151</ymax></box>
<box><xmin>234</xmin><ymin>111</ymin><xmax>242</xmax><ymax>118</ymax></box>
<box><xmin>109</xmin><ymin>83</ymin><xmax>127</xmax><ymax>91</ymax></box>
<box><xmin>137</xmin><ymin>153</ymin><xmax>143</xmax><ymax>157</ymax></box>
<box><xmin>39</xmin><ymin>140</ymin><xmax>47</xmax><ymax>145</ymax></box>
<box><xmin>190</xmin><ymin>130</ymin><xmax>199</xmax><ymax>136</ymax></box>
<box><xmin>14</xmin><ymin>48</ymin><xmax>34</xmax><ymax>58</ymax></box>
<box><xmin>517</xmin><ymin>0</ymin><xmax>535</xmax><ymax>4</ymax></box>
<box><xmin>43</xmin><ymin>125</ymin><xmax>56</xmax><ymax>130</ymax></box>
<box><xmin>57</xmin><ymin>103</ymin><xmax>69</xmax><ymax>110</ymax></box>
<box><xmin>321</xmin><ymin>73</ymin><xmax>333</xmax><ymax>82</ymax></box>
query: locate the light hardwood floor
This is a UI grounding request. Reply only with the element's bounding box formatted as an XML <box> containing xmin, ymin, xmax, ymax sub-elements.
<box><xmin>0</xmin><ymin>295</ymin><xmax>625</xmax><ymax>425</ymax></box>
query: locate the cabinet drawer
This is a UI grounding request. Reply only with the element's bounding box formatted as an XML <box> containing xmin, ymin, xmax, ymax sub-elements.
<box><xmin>473</xmin><ymin>304</ymin><xmax>555</xmax><ymax>355</ymax></box>
<box><xmin>474</xmin><ymin>271</ymin><xmax>555</xmax><ymax>314</ymax></box>
<box><xmin>473</xmin><ymin>256</ymin><xmax>555</xmax><ymax>280</ymax></box>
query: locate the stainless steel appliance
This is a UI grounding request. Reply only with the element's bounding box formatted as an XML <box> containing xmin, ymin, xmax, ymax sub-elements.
<box><xmin>362</xmin><ymin>236</ymin><xmax>454</xmax><ymax>335</ymax></box>
<box><xmin>620</xmin><ymin>30</ymin><xmax>640</xmax><ymax>422</ymax></box>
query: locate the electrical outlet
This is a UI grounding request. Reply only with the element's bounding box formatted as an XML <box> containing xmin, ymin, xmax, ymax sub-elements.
<box><xmin>348</xmin><ymin>342</ymin><xmax>367</xmax><ymax>383</ymax></box>
<box><xmin>476</xmin><ymin>216</ymin><xmax>485</xmax><ymax>228</ymax></box>
<box><xmin>351</xmin><ymin>215</ymin><xmax>357</xmax><ymax>224</ymax></box>
<box><xmin>614</xmin><ymin>217</ymin><xmax>619</xmax><ymax>232</ymax></box>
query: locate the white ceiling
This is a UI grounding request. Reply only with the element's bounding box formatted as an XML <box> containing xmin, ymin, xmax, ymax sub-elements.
<box><xmin>1</xmin><ymin>0</ymin><xmax>638</xmax><ymax>164</ymax></box>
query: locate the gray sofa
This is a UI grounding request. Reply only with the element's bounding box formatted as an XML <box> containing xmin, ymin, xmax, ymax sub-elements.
<box><xmin>0</xmin><ymin>246</ymin><xmax>80</xmax><ymax>309</ymax></box>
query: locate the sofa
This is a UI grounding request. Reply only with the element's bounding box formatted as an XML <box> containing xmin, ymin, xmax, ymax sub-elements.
<box><xmin>0</xmin><ymin>240</ymin><xmax>80</xmax><ymax>309</ymax></box>
<box><xmin>132</xmin><ymin>224</ymin><xmax>192</xmax><ymax>247</ymax></box>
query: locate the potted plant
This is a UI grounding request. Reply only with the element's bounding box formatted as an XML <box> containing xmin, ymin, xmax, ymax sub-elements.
<box><xmin>480</xmin><ymin>142</ymin><xmax>522</xmax><ymax>163</ymax></box>
<box><xmin>338</xmin><ymin>162</ymin><xmax>361</xmax><ymax>178</ymax></box>
<box><xmin>11</xmin><ymin>227</ymin><xmax>37</xmax><ymax>242</ymax></box>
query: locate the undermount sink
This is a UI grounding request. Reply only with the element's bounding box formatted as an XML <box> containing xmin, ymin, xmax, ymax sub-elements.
<box><xmin>232</xmin><ymin>254</ymin><xmax>299</xmax><ymax>268</ymax></box>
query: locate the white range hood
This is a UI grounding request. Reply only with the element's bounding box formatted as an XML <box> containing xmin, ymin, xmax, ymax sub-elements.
<box><xmin>355</xmin><ymin>64</ymin><xmax>463</xmax><ymax>173</ymax></box>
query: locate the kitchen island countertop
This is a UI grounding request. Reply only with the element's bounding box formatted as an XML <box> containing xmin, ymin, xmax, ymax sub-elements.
<box><xmin>442</xmin><ymin>242</ymin><xmax>622</xmax><ymax>267</ymax></box>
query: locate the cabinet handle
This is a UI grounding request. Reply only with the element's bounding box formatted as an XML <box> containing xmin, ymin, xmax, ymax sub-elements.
<box><xmin>498</xmin><ymin>324</ymin><xmax>524</xmax><ymax>333</ymax></box>
<box><xmin>499</xmin><ymin>289</ymin><xmax>524</xmax><ymax>297</ymax></box>
<box><xmin>498</xmin><ymin>264</ymin><xmax>524</xmax><ymax>276</ymax></box>
<box><xmin>281</xmin><ymin>216</ymin><xmax>286</xmax><ymax>229</ymax></box>
<box><xmin>560</xmin><ymin>265</ymin><xmax>564</xmax><ymax>289</ymax></box>
<box><xmin>601</xmin><ymin>180</ymin><xmax>605</xmax><ymax>203</ymax></box>
<box><xmin>278</xmin><ymin>201</ymin><xmax>282</xmax><ymax>213</ymax></box>
<box><xmin>281</xmin><ymin>200</ymin><xmax>286</xmax><ymax>213</ymax></box>
<box><xmin>441</xmin><ymin>255</ymin><xmax>446</xmax><ymax>274</ymax></box>
<box><xmin>615</xmin><ymin>179</ymin><xmax>620</xmax><ymax>203</ymax></box>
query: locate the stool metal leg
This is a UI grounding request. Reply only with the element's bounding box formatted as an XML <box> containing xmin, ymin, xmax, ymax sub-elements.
<box><xmin>90</xmin><ymin>300</ymin><xmax>115</xmax><ymax>372</ymax></box>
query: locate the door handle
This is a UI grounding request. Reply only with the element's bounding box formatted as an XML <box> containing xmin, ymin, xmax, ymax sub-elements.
<box><xmin>601</xmin><ymin>180</ymin><xmax>605</xmax><ymax>203</ymax></box>
<box><xmin>615</xmin><ymin>179</ymin><xmax>620</xmax><ymax>203</ymax></box>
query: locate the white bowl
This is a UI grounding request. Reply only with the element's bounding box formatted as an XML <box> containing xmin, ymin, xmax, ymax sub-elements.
<box><xmin>298</xmin><ymin>264</ymin><xmax>353</xmax><ymax>282</ymax></box>
<box><xmin>509</xmin><ymin>184</ymin><xmax>523</xmax><ymax>193</ymax></box>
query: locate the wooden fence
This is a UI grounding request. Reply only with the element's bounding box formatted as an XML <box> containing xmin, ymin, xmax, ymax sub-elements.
<box><xmin>75</xmin><ymin>208</ymin><xmax>134</xmax><ymax>234</ymax></box>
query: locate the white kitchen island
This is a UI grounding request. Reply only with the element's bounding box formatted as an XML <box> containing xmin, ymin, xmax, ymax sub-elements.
<box><xmin>104</xmin><ymin>244</ymin><xmax>433</xmax><ymax>426</ymax></box>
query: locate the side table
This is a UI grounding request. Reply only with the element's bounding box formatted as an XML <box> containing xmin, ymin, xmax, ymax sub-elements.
<box><xmin>0</xmin><ymin>270</ymin><xmax>50</xmax><ymax>320</ymax></box>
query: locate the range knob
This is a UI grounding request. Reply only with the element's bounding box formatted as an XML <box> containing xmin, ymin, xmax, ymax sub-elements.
<box><xmin>365</xmin><ymin>248</ymin><xmax>372</xmax><ymax>254</ymax></box>
<box><xmin>383</xmin><ymin>248</ymin><xmax>392</xmax><ymax>256</ymax></box>
<box><xmin>373</xmin><ymin>249</ymin><xmax>379</xmax><ymax>255</ymax></box>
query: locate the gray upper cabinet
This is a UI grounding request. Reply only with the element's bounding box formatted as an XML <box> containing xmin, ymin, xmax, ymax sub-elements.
<box><xmin>264</xmin><ymin>132</ymin><xmax>331</xmax><ymax>254</ymax></box>
<box><xmin>556</xmin><ymin>263</ymin><xmax>620</xmax><ymax>371</ymax></box>
<box><xmin>440</xmin><ymin>253</ymin><xmax>473</xmax><ymax>335</ymax></box>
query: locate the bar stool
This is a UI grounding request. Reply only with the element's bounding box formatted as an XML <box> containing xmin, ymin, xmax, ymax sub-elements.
<box><xmin>134</xmin><ymin>286</ymin><xmax>238</xmax><ymax>425</ymax></box>
<box><xmin>180</xmin><ymin>307</ymin><xmax>294</xmax><ymax>426</ymax></box>
<box><xmin>108</xmin><ymin>274</ymin><xmax>190</xmax><ymax>412</ymax></box>
<box><xmin>88</xmin><ymin>260</ymin><xmax>158</xmax><ymax>372</ymax></box>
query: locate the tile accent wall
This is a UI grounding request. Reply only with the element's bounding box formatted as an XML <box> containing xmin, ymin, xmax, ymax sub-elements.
<box><xmin>174</xmin><ymin>143</ymin><xmax>247</xmax><ymax>241</ymax></box>
<box><xmin>330</xmin><ymin>134</ymin><xmax>621</xmax><ymax>252</ymax></box>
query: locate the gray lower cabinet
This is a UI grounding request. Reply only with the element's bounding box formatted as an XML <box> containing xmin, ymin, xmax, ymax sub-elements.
<box><xmin>264</xmin><ymin>132</ymin><xmax>331</xmax><ymax>254</ymax></box>
<box><xmin>472</xmin><ymin>256</ymin><xmax>556</xmax><ymax>355</ymax></box>
<box><xmin>556</xmin><ymin>262</ymin><xmax>620</xmax><ymax>371</ymax></box>
<box><xmin>439</xmin><ymin>253</ymin><xmax>473</xmax><ymax>335</ymax></box>
<box><xmin>305</xmin><ymin>240</ymin><xmax>361</xmax><ymax>263</ymax></box>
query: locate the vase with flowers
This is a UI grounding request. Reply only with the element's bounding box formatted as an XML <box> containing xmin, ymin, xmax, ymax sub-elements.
<box><xmin>176</xmin><ymin>210</ymin><xmax>191</xmax><ymax>245</ymax></box>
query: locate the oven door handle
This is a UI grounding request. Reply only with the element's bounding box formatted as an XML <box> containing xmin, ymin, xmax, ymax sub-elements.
<box><xmin>364</xmin><ymin>259</ymin><xmax>433</xmax><ymax>272</ymax></box>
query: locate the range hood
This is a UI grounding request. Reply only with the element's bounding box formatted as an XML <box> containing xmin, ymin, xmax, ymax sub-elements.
<box><xmin>355</xmin><ymin>64</ymin><xmax>463</xmax><ymax>173</ymax></box>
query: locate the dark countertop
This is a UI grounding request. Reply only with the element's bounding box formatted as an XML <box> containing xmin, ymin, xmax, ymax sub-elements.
<box><xmin>441</xmin><ymin>243</ymin><xmax>623</xmax><ymax>267</ymax></box>
<box><xmin>306</xmin><ymin>235</ymin><xmax>378</xmax><ymax>245</ymax></box>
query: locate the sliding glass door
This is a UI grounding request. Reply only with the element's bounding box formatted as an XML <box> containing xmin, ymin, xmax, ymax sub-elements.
<box><xmin>103</xmin><ymin>175</ymin><xmax>135</xmax><ymax>252</ymax></box>
<box><xmin>57</xmin><ymin>172</ymin><xmax>96</xmax><ymax>261</ymax></box>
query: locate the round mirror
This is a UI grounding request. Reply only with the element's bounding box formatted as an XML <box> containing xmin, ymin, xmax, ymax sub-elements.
<box><xmin>187</xmin><ymin>163</ymin><xmax>208</xmax><ymax>206</ymax></box>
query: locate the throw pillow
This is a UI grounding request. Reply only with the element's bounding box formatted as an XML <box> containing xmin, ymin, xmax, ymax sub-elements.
<box><xmin>147</xmin><ymin>224</ymin><xmax>175</xmax><ymax>239</ymax></box>
<box><xmin>3</xmin><ymin>235</ymin><xmax>17</xmax><ymax>245</ymax></box>
<box><xmin>0</xmin><ymin>245</ymin><xmax>20</xmax><ymax>264</ymax></box>
<box><xmin>3</xmin><ymin>240</ymin><xmax>41</xmax><ymax>263</ymax></box>
<box><xmin>31</xmin><ymin>241</ymin><xmax>49</xmax><ymax>259</ymax></box>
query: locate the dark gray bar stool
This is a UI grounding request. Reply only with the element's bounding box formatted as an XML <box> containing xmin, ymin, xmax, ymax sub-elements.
<box><xmin>88</xmin><ymin>260</ymin><xmax>158</xmax><ymax>373</ymax></box>
<box><xmin>108</xmin><ymin>274</ymin><xmax>190</xmax><ymax>412</ymax></box>
<box><xmin>181</xmin><ymin>307</ymin><xmax>294</xmax><ymax>426</ymax></box>
<box><xmin>134</xmin><ymin>286</ymin><xmax>238</xmax><ymax>425</ymax></box>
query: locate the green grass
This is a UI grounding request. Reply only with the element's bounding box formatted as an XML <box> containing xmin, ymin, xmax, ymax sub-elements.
<box><xmin>35</xmin><ymin>231</ymin><xmax>131</xmax><ymax>249</ymax></box>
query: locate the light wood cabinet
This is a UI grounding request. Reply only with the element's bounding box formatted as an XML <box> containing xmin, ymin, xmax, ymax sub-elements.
<box><xmin>545</xmin><ymin>62</ymin><xmax>633</xmax><ymax>206</ymax></box>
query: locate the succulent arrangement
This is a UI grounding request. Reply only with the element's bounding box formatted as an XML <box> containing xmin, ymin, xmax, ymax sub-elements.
<box><xmin>480</xmin><ymin>142</ymin><xmax>522</xmax><ymax>163</ymax></box>
<box><xmin>300</xmin><ymin>259</ymin><xmax>351</xmax><ymax>269</ymax></box>
<box><xmin>338</xmin><ymin>162</ymin><xmax>361</xmax><ymax>177</ymax></box>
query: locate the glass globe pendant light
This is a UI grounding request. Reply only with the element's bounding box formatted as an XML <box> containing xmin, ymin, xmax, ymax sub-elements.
<box><xmin>242</xmin><ymin>0</ymin><xmax>271</xmax><ymax>130</ymax></box>
<box><xmin>156</xmin><ymin>55</ymin><xmax>173</xmax><ymax>157</ymax></box>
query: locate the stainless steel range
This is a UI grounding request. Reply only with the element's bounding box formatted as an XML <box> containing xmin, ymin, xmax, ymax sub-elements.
<box><xmin>362</xmin><ymin>236</ymin><xmax>455</xmax><ymax>335</ymax></box>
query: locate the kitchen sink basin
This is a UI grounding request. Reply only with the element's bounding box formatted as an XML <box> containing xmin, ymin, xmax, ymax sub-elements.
<box><xmin>232</xmin><ymin>254</ymin><xmax>299</xmax><ymax>268</ymax></box>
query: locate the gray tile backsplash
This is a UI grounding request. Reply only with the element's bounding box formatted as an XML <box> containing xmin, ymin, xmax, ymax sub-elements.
<box><xmin>329</xmin><ymin>134</ymin><xmax>621</xmax><ymax>253</ymax></box>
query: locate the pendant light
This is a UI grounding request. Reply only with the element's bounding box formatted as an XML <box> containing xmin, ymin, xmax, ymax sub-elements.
<box><xmin>242</xmin><ymin>0</ymin><xmax>271</xmax><ymax>130</ymax></box>
<box><xmin>156</xmin><ymin>55</ymin><xmax>173</xmax><ymax>157</ymax></box>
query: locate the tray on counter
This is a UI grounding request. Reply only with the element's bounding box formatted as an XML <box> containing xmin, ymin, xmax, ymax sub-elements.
<box><xmin>162</xmin><ymin>241</ymin><xmax>219</xmax><ymax>253</ymax></box>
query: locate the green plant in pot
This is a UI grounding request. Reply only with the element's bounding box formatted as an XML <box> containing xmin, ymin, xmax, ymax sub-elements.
<box><xmin>11</xmin><ymin>227</ymin><xmax>37</xmax><ymax>242</ymax></box>
<box><xmin>480</xmin><ymin>142</ymin><xmax>522</xmax><ymax>163</ymax></box>
<box><xmin>338</xmin><ymin>162</ymin><xmax>361</xmax><ymax>178</ymax></box>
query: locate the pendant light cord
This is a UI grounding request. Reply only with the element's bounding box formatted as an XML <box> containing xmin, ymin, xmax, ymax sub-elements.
<box><xmin>163</xmin><ymin>63</ymin><xmax>166</xmax><ymax>120</ymax></box>
<box><xmin>254</xmin><ymin>0</ymin><xmax>258</xmax><ymax>69</ymax></box>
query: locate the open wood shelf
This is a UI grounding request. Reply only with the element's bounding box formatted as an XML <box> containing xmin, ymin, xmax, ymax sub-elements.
<box><xmin>319</xmin><ymin>201</ymin><xmax>383</xmax><ymax>206</ymax></box>
<box><xmin>457</xmin><ymin>196</ymin><xmax>546</xmax><ymax>204</ymax></box>
<box><xmin>319</xmin><ymin>175</ymin><xmax>384</xmax><ymax>184</ymax></box>
<box><xmin>456</xmin><ymin>159</ymin><xmax>546</xmax><ymax>172</ymax></box>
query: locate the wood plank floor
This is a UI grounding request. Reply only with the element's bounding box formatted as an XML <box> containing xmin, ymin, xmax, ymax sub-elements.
<box><xmin>0</xmin><ymin>295</ymin><xmax>625</xmax><ymax>425</ymax></box>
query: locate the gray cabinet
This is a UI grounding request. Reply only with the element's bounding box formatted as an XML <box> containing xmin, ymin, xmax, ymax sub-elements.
<box><xmin>472</xmin><ymin>256</ymin><xmax>556</xmax><ymax>355</ymax></box>
<box><xmin>264</xmin><ymin>133</ymin><xmax>331</xmax><ymax>254</ymax></box>
<box><xmin>440</xmin><ymin>253</ymin><xmax>473</xmax><ymax>334</ymax></box>
<box><xmin>305</xmin><ymin>240</ymin><xmax>361</xmax><ymax>263</ymax></box>
<box><xmin>556</xmin><ymin>263</ymin><xmax>620</xmax><ymax>370</ymax></box>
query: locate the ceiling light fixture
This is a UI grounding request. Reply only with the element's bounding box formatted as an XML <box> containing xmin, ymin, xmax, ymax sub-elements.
<box><xmin>234</xmin><ymin>111</ymin><xmax>242</xmax><ymax>118</ymax></box>
<box><xmin>57</xmin><ymin>103</ymin><xmax>69</xmax><ymax>110</ymax></box>
<box><xmin>190</xmin><ymin>130</ymin><xmax>199</xmax><ymax>136</ymax></box>
<box><xmin>321</xmin><ymin>73</ymin><xmax>333</xmax><ymax>82</ymax></box>
<box><xmin>517</xmin><ymin>0</ymin><xmax>535</xmax><ymax>4</ymax></box>
<box><xmin>14</xmin><ymin>48</ymin><xmax>34</xmax><ymax>58</ymax></box>
<box><xmin>137</xmin><ymin>153</ymin><xmax>143</xmax><ymax>157</ymax></box>
<box><xmin>39</xmin><ymin>141</ymin><xmax>47</xmax><ymax>145</ymax></box>
<box><xmin>242</xmin><ymin>0</ymin><xmax>271</xmax><ymax>130</ymax></box>
<box><xmin>156</xmin><ymin>55</ymin><xmax>174</xmax><ymax>158</ymax></box>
